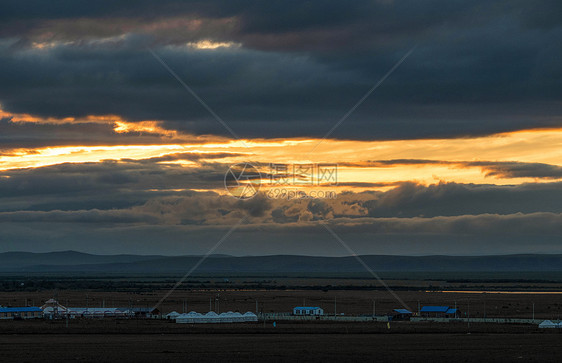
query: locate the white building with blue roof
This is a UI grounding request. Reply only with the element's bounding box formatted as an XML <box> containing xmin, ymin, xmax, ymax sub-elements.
<box><xmin>420</xmin><ymin>306</ymin><xmax>460</xmax><ymax>318</ymax></box>
<box><xmin>293</xmin><ymin>307</ymin><xmax>324</xmax><ymax>316</ymax></box>
<box><xmin>0</xmin><ymin>307</ymin><xmax>43</xmax><ymax>319</ymax></box>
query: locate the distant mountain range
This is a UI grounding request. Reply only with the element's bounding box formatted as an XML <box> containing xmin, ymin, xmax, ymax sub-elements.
<box><xmin>1</xmin><ymin>251</ymin><xmax>562</xmax><ymax>274</ymax></box>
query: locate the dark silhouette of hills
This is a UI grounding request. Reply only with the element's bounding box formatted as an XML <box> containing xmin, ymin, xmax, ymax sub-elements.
<box><xmin>1</xmin><ymin>251</ymin><xmax>561</xmax><ymax>274</ymax></box>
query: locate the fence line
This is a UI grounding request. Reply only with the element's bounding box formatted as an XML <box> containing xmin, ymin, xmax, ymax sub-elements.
<box><xmin>259</xmin><ymin>313</ymin><xmax>547</xmax><ymax>324</ymax></box>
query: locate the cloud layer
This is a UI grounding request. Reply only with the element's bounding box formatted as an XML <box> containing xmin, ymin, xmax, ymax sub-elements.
<box><xmin>1</xmin><ymin>1</ymin><xmax>561</xmax><ymax>255</ymax></box>
<box><xmin>0</xmin><ymin>0</ymin><xmax>561</xmax><ymax>139</ymax></box>
<box><xmin>1</xmin><ymin>156</ymin><xmax>561</xmax><ymax>254</ymax></box>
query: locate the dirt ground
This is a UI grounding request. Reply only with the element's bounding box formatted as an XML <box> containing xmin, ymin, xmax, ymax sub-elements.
<box><xmin>1</xmin><ymin>287</ymin><xmax>562</xmax><ymax>362</ymax></box>
<box><xmin>1</xmin><ymin>331</ymin><xmax>561</xmax><ymax>362</ymax></box>
<box><xmin>2</xmin><ymin>280</ymin><xmax>562</xmax><ymax>362</ymax></box>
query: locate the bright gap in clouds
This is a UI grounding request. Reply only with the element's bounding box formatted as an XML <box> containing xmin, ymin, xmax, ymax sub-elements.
<box><xmin>186</xmin><ymin>40</ymin><xmax>241</xmax><ymax>49</ymax></box>
<box><xmin>1</xmin><ymin>120</ymin><xmax>561</xmax><ymax>191</ymax></box>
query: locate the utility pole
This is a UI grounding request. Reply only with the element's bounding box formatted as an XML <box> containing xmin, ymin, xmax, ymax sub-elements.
<box><xmin>209</xmin><ymin>297</ymin><xmax>212</xmax><ymax>312</ymax></box>
<box><xmin>468</xmin><ymin>300</ymin><xmax>470</xmax><ymax>334</ymax></box>
<box><xmin>52</xmin><ymin>292</ymin><xmax>59</xmax><ymax>318</ymax></box>
<box><xmin>255</xmin><ymin>300</ymin><xmax>258</xmax><ymax>314</ymax></box>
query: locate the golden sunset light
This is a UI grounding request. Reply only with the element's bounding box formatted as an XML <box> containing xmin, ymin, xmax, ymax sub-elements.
<box><xmin>2</xmin><ymin>2</ymin><xmax>562</xmax><ymax>358</ymax></box>
<box><xmin>2</xmin><ymin>121</ymin><xmax>561</xmax><ymax>192</ymax></box>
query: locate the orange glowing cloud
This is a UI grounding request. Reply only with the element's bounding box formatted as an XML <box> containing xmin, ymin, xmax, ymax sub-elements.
<box><xmin>0</xmin><ymin>107</ymin><xmax>120</xmax><ymax>125</ymax></box>
<box><xmin>2</xmin><ymin>106</ymin><xmax>562</xmax><ymax>191</ymax></box>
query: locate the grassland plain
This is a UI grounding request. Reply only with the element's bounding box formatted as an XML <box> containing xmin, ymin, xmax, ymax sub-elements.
<box><xmin>0</xmin><ymin>327</ymin><xmax>561</xmax><ymax>362</ymax></box>
<box><xmin>2</xmin><ymin>276</ymin><xmax>561</xmax><ymax>361</ymax></box>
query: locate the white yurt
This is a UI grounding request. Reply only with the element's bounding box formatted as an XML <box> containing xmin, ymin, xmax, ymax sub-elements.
<box><xmin>538</xmin><ymin>320</ymin><xmax>557</xmax><ymax>328</ymax></box>
<box><xmin>231</xmin><ymin>312</ymin><xmax>244</xmax><ymax>322</ymax></box>
<box><xmin>218</xmin><ymin>312</ymin><xmax>232</xmax><ymax>323</ymax></box>
<box><xmin>175</xmin><ymin>313</ymin><xmax>188</xmax><ymax>323</ymax></box>
<box><xmin>176</xmin><ymin>311</ymin><xmax>257</xmax><ymax>324</ymax></box>
<box><xmin>203</xmin><ymin>311</ymin><xmax>219</xmax><ymax>323</ymax></box>
<box><xmin>176</xmin><ymin>311</ymin><xmax>204</xmax><ymax>324</ymax></box>
<box><xmin>243</xmin><ymin>311</ymin><xmax>258</xmax><ymax>322</ymax></box>
<box><xmin>166</xmin><ymin>311</ymin><xmax>180</xmax><ymax>320</ymax></box>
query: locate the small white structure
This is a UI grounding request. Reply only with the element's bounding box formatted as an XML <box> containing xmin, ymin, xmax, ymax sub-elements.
<box><xmin>203</xmin><ymin>311</ymin><xmax>219</xmax><ymax>323</ymax></box>
<box><xmin>538</xmin><ymin>320</ymin><xmax>558</xmax><ymax>328</ymax></box>
<box><xmin>166</xmin><ymin>311</ymin><xmax>181</xmax><ymax>320</ymax></box>
<box><xmin>293</xmin><ymin>307</ymin><xmax>324</xmax><ymax>316</ymax></box>
<box><xmin>218</xmin><ymin>312</ymin><xmax>233</xmax><ymax>323</ymax></box>
<box><xmin>65</xmin><ymin>308</ymin><xmax>131</xmax><ymax>318</ymax></box>
<box><xmin>41</xmin><ymin>299</ymin><xmax>133</xmax><ymax>318</ymax></box>
<box><xmin>231</xmin><ymin>312</ymin><xmax>244</xmax><ymax>322</ymax></box>
<box><xmin>243</xmin><ymin>312</ymin><xmax>258</xmax><ymax>322</ymax></box>
<box><xmin>41</xmin><ymin>299</ymin><xmax>69</xmax><ymax>317</ymax></box>
<box><xmin>176</xmin><ymin>311</ymin><xmax>257</xmax><ymax>324</ymax></box>
<box><xmin>176</xmin><ymin>311</ymin><xmax>204</xmax><ymax>324</ymax></box>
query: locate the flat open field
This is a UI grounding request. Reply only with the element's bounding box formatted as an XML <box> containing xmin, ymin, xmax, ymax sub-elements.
<box><xmin>2</xmin><ymin>277</ymin><xmax>562</xmax><ymax>361</ymax></box>
<box><xmin>1</xmin><ymin>330</ymin><xmax>561</xmax><ymax>362</ymax></box>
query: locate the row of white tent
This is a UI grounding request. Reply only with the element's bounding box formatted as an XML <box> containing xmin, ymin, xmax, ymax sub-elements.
<box><xmin>42</xmin><ymin>306</ymin><xmax>133</xmax><ymax>318</ymax></box>
<box><xmin>169</xmin><ymin>311</ymin><xmax>258</xmax><ymax>324</ymax></box>
<box><xmin>538</xmin><ymin>320</ymin><xmax>562</xmax><ymax>328</ymax></box>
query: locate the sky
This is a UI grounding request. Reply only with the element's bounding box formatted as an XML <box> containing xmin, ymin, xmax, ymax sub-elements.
<box><xmin>0</xmin><ymin>0</ymin><xmax>561</xmax><ymax>256</ymax></box>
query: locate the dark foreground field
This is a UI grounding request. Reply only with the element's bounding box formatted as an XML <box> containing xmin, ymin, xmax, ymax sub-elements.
<box><xmin>2</xmin><ymin>280</ymin><xmax>561</xmax><ymax>361</ymax></box>
<box><xmin>0</xmin><ymin>320</ymin><xmax>561</xmax><ymax>362</ymax></box>
<box><xmin>1</xmin><ymin>331</ymin><xmax>561</xmax><ymax>362</ymax></box>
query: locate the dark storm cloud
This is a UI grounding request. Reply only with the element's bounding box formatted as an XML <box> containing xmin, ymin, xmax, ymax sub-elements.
<box><xmin>0</xmin><ymin>160</ymin><xmax>228</xmax><ymax>212</ymax></box>
<box><xmin>133</xmin><ymin>152</ymin><xmax>244</xmax><ymax>164</ymax></box>
<box><xmin>0</xmin><ymin>154</ymin><xmax>561</xmax><ymax>253</ymax></box>
<box><xmin>1</xmin><ymin>209</ymin><xmax>561</xmax><ymax>255</ymax></box>
<box><xmin>341</xmin><ymin>160</ymin><xmax>562</xmax><ymax>180</ymax></box>
<box><xmin>359</xmin><ymin>182</ymin><xmax>562</xmax><ymax>218</ymax></box>
<box><xmin>0</xmin><ymin>1</ymin><xmax>561</xmax><ymax>139</ymax></box>
<box><xmin>0</xmin><ymin>117</ymin><xmax>186</xmax><ymax>150</ymax></box>
<box><xmin>468</xmin><ymin>162</ymin><xmax>562</xmax><ymax>179</ymax></box>
<box><xmin>2</xmin><ymin>159</ymin><xmax>562</xmax><ymax>222</ymax></box>
<box><xmin>0</xmin><ymin>209</ymin><xmax>159</xmax><ymax>224</ymax></box>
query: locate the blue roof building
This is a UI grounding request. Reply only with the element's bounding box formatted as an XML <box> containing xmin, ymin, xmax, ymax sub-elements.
<box><xmin>393</xmin><ymin>309</ymin><xmax>413</xmax><ymax>314</ymax></box>
<box><xmin>420</xmin><ymin>306</ymin><xmax>450</xmax><ymax>317</ymax></box>
<box><xmin>0</xmin><ymin>307</ymin><xmax>42</xmax><ymax>313</ymax></box>
<box><xmin>0</xmin><ymin>306</ymin><xmax>43</xmax><ymax>319</ymax></box>
<box><xmin>293</xmin><ymin>306</ymin><xmax>324</xmax><ymax>316</ymax></box>
<box><xmin>420</xmin><ymin>306</ymin><xmax>449</xmax><ymax>313</ymax></box>
<box><xmin>390</xmin><ymin>308</ymin><xmax>413</xmax><ymax>321</ymax></box>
